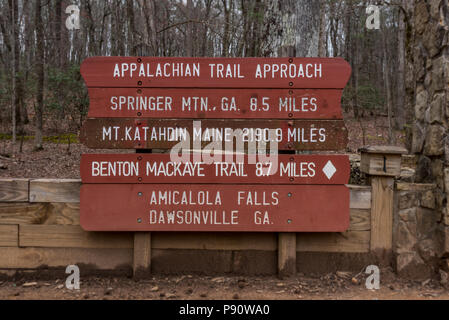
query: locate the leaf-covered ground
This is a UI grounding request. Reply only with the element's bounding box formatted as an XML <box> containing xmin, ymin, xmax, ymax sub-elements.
<box><xmin>0</xmin><ymin>268</ymin><xmax>447</xmax><ymax>300</ymax></box>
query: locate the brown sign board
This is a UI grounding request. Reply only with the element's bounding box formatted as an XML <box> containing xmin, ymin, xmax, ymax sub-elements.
<box><xmin>80</xmin><ymin>184</ymin><xmax>349</xmax><ymax>232</ymax></box>
<box><xmin>80</xmin><ymin>154</ymin><xmax>350</xmax><ymax>185</ymax></box>
<box><xmin>78</xmin><ymin>56</ymin><xmax>352</xmax><ymax>233</ymax></box>
<box><xmin>86</xmin><ymin>88</ymin><xmax>343</xmax><ymax>119</ymax></box>
<box><xmin>80</xmin><ymin>57</ymin><xmax>351</xmax><ymax>89</ymax></box>
<box><xmin>79</xmin><ymin>119</ymin><xmax>348</xmax><ymax>151</ymax></box>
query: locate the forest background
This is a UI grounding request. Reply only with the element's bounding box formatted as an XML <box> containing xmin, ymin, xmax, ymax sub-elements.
<box><xmin>0</xmin><ymin>0</ymin><xmax>411</xmax><ymax>156</ymax></box>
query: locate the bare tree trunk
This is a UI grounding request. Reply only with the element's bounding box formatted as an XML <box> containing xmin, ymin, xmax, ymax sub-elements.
<box><xmin>10</xmin><ymin>0</ymin><xmax>17</xmax><ymax>153</ymax></box>
<box><xmin>318</xmin><ymin>0</ymin><xmax>327</xmax><ymax>57</ymax></box>
<box><xmin>55</xmin><ymin>0</ymin><xmax>62</xmax><ymax>67</ymax></box>
<box><xmin>395</xmin><ymin>1</ymin><xmax>406</xmax><ymax>130</ymax></box>
<box><xmin>20</xmin><ymin>0</ymin><xmax>30</xmax><ymax>126</ymax></box>
<box><xmin>382</xmin><ymin>25</ymin><xmax>394</xmax><ymax>144</ymax></box>
<box><xmin>328</xmin><ymin>0</ymin><xmax>341</xmax><ymax>57</ymax></box>
<box><xmin>98</xmin><ymin>1</ymin><xmax>108</xmax><ymax>55</ymax></box>
<box><xmin>350</xmin><ymin>7</ymin><xmax>365</xmax><ymax>145</ymax></box>
<box><xmin>200</xmin><ymin>0</ymin><xmax>212</xmax><ymax>56</ymax></box>
<box><xmin>344</xmin><ymin>3</ymin><xmax>352</xmax><ymax>114</ymax></box>
<box><xmin>248</xmin><ymin>1</ymin><xmax>256</xmax><ymax>56</ymax></box>
<box><xmin>34</xmin><ymin>0</ymin><xmax>44</xmax><ymax>150</ymax></box>
<box><xmin>143</xmin><ymin>0</ymin><xmax>157</xmax><ymax>56</ymax></box>
<box><xmin>238</xmin><ymin>0</ymin><xmax>249</xmax><ymax>56</ymax></box>
<box><xmin>185</xmin><ymin>0</ymin><xmax>194</xmax><ymax>57</ymax></box>
<box><xmin>58</xmin><ymin>0</ymin><xmax>68</xmax><ymax>66</ymax></box>
<box><xmin>352</xmin><ymin>21</ymin><xmax>359</xmax><ymax>119</ymax></box>
<box><xmin>221</xmin><ymin>0</ymin><xmax>230</xmax><ymax>57</ymax></box>
<box><xmin>404</xmin><ymin>0</ymin><xmax>415</xmax><ymax>150</ymax></box>
<box><xmin>85</xmin><ymin>0</ymin><xmax>97</xmax><ymax>56</ymax></box>
<box><xmin>295</xmin><ymin>0</ymin><xmax>320</xmax><ymax>57</ymax></box>
<box><xmin>127</xmin><ymin>0</ymin><xmax>135</xmax><ymax>55</ymax></box>
<box><xmin>12</xmin><ymin>0</ymin><xmax>21</xmax><ymax>126</ymax></box>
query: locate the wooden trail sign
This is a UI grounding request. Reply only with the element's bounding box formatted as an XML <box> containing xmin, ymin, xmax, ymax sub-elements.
<box><xmin>86</xmin><ymin>88</ymin><xmax>344</xmax><ymax>119</ymax></box>
<box><xmin>80</xmin><ymin>57</ymin><xmax>351</xmax><ymax>89</ymax></box>
<box><xmin>80</xmin><ymin>184</ymin><xmax>350</xmax><ymax>232</ymax></box>
<box><xmin>79</xmin><ymin>56</ymin><xmax>352</xmax><ymax>233</ymax></box>
<box><xmin>80</xmin><ymin>154</ymin><xmax>350</xmax><ymax>185</ymax></box>
<box><xmin>79</xmin><ymin>118</ymin><xmax>348</xmax><ymax>151</ymax></box>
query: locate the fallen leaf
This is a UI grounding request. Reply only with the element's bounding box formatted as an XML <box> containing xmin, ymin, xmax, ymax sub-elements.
<box><xmin>22</xmin><ymin>282</ymin><xmax>38</xmax><ymax>287</ymax></box>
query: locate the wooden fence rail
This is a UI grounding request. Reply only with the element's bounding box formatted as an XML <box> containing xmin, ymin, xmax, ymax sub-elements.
<box><xmin>0</xmin><ymin>178</ymin><xmax>372</xmax><ymax>275</ymax></box>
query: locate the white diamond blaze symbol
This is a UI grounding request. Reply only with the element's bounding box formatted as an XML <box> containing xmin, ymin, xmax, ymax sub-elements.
<box><xmin>322</xmin><ymin>160</ymin><xmax>337</xmax><ymax>180</ymax></box>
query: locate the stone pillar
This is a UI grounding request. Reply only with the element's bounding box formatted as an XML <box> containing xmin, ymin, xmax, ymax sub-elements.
<box><xmin>411</xmin><ymin>0</ymin><xmax>449</xmax><ymax>272</ymax></box>
<box><xmin>394</xmin><ymin>182</ymin><xmax>439</xmax><ymax>280</ymax></box>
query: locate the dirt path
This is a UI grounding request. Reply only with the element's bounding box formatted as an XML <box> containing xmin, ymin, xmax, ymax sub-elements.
<box><xmin>1</xmin><ymin>270</ymin><xmax>447</xmax><ymax>300</ymax></box>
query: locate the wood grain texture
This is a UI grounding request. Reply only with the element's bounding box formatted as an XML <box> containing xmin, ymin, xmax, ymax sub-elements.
<box><xmin>80</xmin><ymin>57</ymin><xmax>352</xmax><ymax>89</ymax></box>
<box><xmin>80</xmin><ymin>184</ymin><xmax>350</xmax><ymax>232</ymax></box>
<box><xmin>1</xmin><ymin>185</ymin><xmax>365</xmax><ymax>225</ymax></box>
<box><xmin>349</xmin><ymin>209</ymin><xmax>371</xmax><ymax>231</ymax></box>
<box><xmin>152</xmin><ymin>232</ymin><xmax>277</xmax><ymax>251</ymax></box>
<box><xmin>0</xmin><ymin>194</ymin><xmax>367</xmax><ymax>254</ymax></box>
<box><xmin>0</xmin><ymin>247</ymin><xmax>132</xmax><ymax>269</ymax></box>
<box><xmin>278</xmin><ymin>232</ymin><xmax>296</xmax><ymax>277</ymax></box>
<box><xmin>79</xmin><ymin>118</ymin><xmax>348</xmax><ymax>151</ymax></box>
<box><xmin>0</xmin><ymin>225</ymin><xmax>18</xmax><ymax>247</ymax></box>
<box><xmin>19</xmin><ymin>225</ymin><xmax>133</xmax><ymax>248</ymax></box>
<box><xmin>87</xmin><ymin>87</ymin><xmax>344</xmax><ymax>119</ymax></box>
<box><xmin>370</xmin><ymin>177</ymin><xmax>394</xmax><ymax>251</ymax></box>
<box><xmin>0</xmin><ymin>203</ymin><xmax>47</xmax><ymax>225</ymax></box>
<box><xmin>80</xmin><ymin>154</ymin><xmax>350</xmax><ymax>185</ymax></box>
<box><xmin>150</xmin><ymin>207</ymin><xmax>367</xmax><ymax>252</ymax></box>
<box><xmin>360</xmin><ymin>153</ymin><xmax>402</xmax><ymax>177</ymax></box>
<box><xmin>359</xmin><ymin>146</ymin><xmax>407</xmax><ymax>154</ymax></box>
<box><xmin>151</xmin><ymin>231</ymin><xmax>369</xmax><ymax>252</ymax></box>
<box><xmin>30</xmin><ymin>179</ymin><xmax>81</xmax><ymax>203</ymax></box>
<box><xmin>133</xmin><ymin>232</ymin><xmax>151</xmax><ymax>278</ymax></box>
<box><xmin>40</xmin><ymin>203</ymin><xmax>80</xmax><ymax>225</ymax></box>
<box><xmin>296</xmin><ymin>231</ymin><xmax>370</xmax><ymax>253</ymax></box>
<box><xmin>0</xmin><ymin>203</ymin><xmax>79</xmax><ymax>225</ymax></box>
<box><xmin>0</xmin><ymin>179</ymin><xmax>29</xmax><ymax>202</ymax></box>
<box><xmin>395</xmin><ymin>183</ymin><xmax>436</xmax><ymax>191</ymax></box>
<box><xmin>349</xmin><ymin>185</ymin><xmax>372</xmax><ymax>209</ymax></box>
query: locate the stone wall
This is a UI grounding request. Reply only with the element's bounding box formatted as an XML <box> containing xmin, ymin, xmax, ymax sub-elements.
<box><xmin>394</xmin><ymin>182</ymin><xmax>441</xmax><ymax>280</ymax></box>
<box><xmin>409</xmin><ymin>0</ymin><xmax>449</xmax><ymax>279</ymax></box>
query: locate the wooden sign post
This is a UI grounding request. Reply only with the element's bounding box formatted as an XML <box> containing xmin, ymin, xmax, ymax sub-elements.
<box><xmin>79</xmin><ymin>57</ymin><xmax>352</xmax><ymax>278</ymax></box>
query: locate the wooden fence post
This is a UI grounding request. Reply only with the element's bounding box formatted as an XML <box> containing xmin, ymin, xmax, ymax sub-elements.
<box><xmin>278</xmin><ymin>233</ymin><xmax>296</xmax><ymax>278</ymax></box>
<box><xmin>133</xmin><ymin>232</ymin><xmax>151</xmax><ymax>279</ymax></box>
<box><xmin>360</xmin><ymin>146</ymin><xmax>406</xmax><ymax>260</ymax></box>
